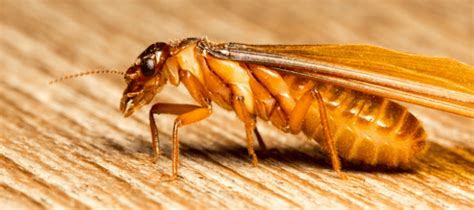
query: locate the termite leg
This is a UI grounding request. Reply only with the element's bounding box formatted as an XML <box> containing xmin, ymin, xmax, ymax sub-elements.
<box><xmin>233</xmin><ymin>95</ymin><xmax>259</xmax><ymax>166</ymax></box>
<box><xmin>149</xmin><ymin>103</ymin><xmax>212</xmax><ymax>182</ymax></box>
<box><xmin>313</xmin><ymin>89</ymin><xmax>345</xmax><ymax>179</ymax></box>
<box><xmin>288</xmin><ymin>88</ymin><xmax>345</xmax><ymax>178</ymax></box>
<box><xmin>149</xmin><ymin>103</ymin><xmax>205</xmax><ymax>162</ymax></box>
<box><xmin>156</xmin><ymin>70</ymin><xmax>213</xmax><ymax>181</ymax></box>
<box><xmin>254</xmin><ymin>127</ymin><xmax>267</xmax><ymax>153</ymax></box>
<box><xmin>149</xmin><ymin>106</ymin><xmax>160</xmax><ymax>163</ymax></box>
<box><xmin>168</xmin><ymin>104</ymin><xmax>212</xmax><ymax>181</ymax></box>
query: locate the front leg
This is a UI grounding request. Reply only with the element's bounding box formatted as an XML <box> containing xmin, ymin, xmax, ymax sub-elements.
<box><xmin>149</xmin><ymin>102</ymin><xmax>212</xmax><ymax>181</ymax></box>
<box><xmin>150</xmin><ymin>69</ymin><xmax>212</xmax><ymax>181</ymax></box>
<box><xmin>149</xmin><ymin>103</ymin><xmax>207</xmax><ymax>162</ymax></box>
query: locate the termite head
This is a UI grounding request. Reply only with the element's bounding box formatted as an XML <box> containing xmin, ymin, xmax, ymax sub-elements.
<box><xmin>120</xmin><ymin>42</ymin><xmax>170</xmax><ymax>117</ymax></box>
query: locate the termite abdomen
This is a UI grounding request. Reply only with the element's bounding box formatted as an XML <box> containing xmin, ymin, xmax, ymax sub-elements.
<box><xmin>303</xmin><ymin>83</ymin><xmax>427</xmax><ymax>167</ymax></box>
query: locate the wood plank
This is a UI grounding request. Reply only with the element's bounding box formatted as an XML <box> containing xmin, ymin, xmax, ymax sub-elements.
<box><xmin>1</xmin><ymin>0</ymin><xmax>473</xmax><ymax>209</ymax></box>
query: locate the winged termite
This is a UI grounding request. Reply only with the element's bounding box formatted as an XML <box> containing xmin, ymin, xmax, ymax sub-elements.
<box><xmin>52</xmin><ymin>37</ymin><xmax>474</xmax><ymax>181</ymax></box>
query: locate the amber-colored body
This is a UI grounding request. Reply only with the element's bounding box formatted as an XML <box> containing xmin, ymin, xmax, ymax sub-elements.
<box><xmin>116</xmin><ymin>38</ymin><xmax>473</xmax><ymax>180</ymax></box>
<box><xmin>207</xmin><ymin>54</ymin><xmax>426</xmax><ymax>167</ymax></box>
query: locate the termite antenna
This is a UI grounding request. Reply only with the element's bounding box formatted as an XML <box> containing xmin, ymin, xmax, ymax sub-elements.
<box><xmin>48</xmin><ymin>69</ymin><xmax>125</xmax><ymax>84</ymax></box>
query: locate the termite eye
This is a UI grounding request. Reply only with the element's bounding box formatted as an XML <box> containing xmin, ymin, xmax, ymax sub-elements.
<box><xmin>141</xmin><ymin>58</ymin><xmax>155</xmax><ymax>76</ymax></box>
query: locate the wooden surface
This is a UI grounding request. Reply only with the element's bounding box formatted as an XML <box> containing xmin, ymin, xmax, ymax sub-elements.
<box><xmin>1</xmin><ymin>0</ymin><xmax>473</xmax><ymax>209</ymax></box>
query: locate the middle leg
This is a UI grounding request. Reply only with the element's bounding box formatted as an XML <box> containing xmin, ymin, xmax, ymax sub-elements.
<box><xmin>233</xmin><ymin>95</ymin><xmax>260</xmax><ymax>166</ymax></box>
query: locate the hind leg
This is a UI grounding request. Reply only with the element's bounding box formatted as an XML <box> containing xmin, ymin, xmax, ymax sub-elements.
<box><xmin>288</xmin><ymin>88</ymin><xmax>345</xmax><ymax>178</ymax></box>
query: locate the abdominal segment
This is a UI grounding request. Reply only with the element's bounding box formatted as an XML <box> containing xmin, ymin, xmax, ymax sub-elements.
<box><xmin>301</xmin><ymin>83</ymin><xmax>427</xmax><ymax>167</ymax></box>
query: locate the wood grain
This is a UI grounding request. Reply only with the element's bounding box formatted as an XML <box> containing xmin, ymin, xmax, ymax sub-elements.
<box><xmin>1</xmin><ymin>0</ymin><xmax>473</xmax><ymax>209</ymax></box>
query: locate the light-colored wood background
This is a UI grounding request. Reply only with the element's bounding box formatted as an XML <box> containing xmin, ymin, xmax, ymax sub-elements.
<box><xmin>1</xmin><ymin>0</ymin><xmax>473</xmax><ymax>209</ymax></box>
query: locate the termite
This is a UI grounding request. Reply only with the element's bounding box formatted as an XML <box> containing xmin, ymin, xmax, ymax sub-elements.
<box><xmin>51</xmin><ymin>37</ymin><xmax>474</xmax><ymax>181</ymax></box>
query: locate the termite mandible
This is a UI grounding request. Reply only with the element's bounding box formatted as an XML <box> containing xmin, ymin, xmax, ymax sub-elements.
<box><xmin>51</xmin><ymin>37</ymin><xmax>474</xmax><ymax>181</ymax></box>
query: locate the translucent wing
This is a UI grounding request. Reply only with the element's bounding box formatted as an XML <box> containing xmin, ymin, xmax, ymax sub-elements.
<box><xmin>202</xmin><ymin>43</ymin><xmax>474</xmax><ymax>117</ymax></box>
